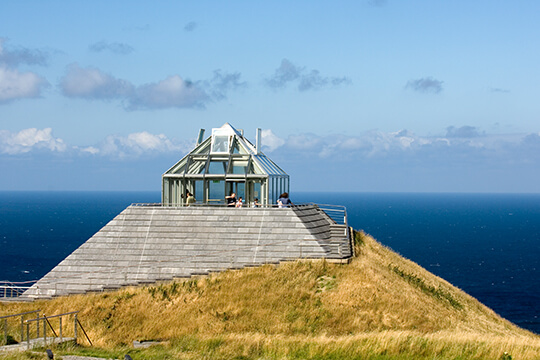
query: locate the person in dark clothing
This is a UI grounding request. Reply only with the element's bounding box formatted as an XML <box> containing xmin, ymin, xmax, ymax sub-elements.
<box><xmin>226</xmin><ymin>192</ymin><xmax>237</xmax><ymax>207</ymax></box>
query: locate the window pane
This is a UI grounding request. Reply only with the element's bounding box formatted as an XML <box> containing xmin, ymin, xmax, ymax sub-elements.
<box><xmin>253</xmin><ymin>182</ymin><xmax>261</xmax><ymax>199</ymax></box>
<box><xmin>207</xmin><ymin>161</ymin><xmax>227</xmax><ymax>174</ymax></box>
<box><xmin>211</xmin><ymin>135</ymin><xmax>229</xmax><ymax>153</ymax></box>
<box><xmin>229</xmin><ymin>159</ymin><xmax>248</xmax><ymax>174</ymax></box>
<box><xmin>208</xmin><ymin>180</ymin><xmax>225</xmax><ymax>203</ymax></box>
<box><xmin>188</xmin><ymin>159</ymin><xmax>207</xmax><ymax>174</ymax></box>
<box><xmin>195</xmin><ymin>180</ymin><xmax>204</xmax><ymax>203</ymax></box>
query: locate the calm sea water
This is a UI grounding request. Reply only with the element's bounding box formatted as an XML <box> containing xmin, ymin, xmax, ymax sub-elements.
<box><xmin>1</xmin><ymin>191</ymin><xmax>539</xmax><ymax>334</ymax></box>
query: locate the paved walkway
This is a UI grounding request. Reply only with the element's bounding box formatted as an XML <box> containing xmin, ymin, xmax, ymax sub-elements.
<box><xmin>62</xmin><ymin>356</ymin><xmax>116</xmax><ymax>360</ymax></box>
<box><xmin>0</xmin><ymin>337</ymin><xmax>75</xmax><ymax>352</ymax></box>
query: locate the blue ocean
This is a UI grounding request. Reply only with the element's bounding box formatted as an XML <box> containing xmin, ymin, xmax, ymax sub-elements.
<box><xmin>1</xmin><ymin>191</ymin><xmax>539</xmax><ymax>334</ymax></box>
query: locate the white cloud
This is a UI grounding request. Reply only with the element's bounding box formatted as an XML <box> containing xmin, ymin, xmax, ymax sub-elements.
<box><xmin>445</xmin><ymin>125</ymin><xmax>483</xmax><ymax>138</ymax></box>
<box><xmin>406</xmin><ymin>76</ymin><xmax>444</xmax><ymax>94</ymax></box>
<box><xmin>261</xmin><ymin>129</ymin><xmax>285</xmax><ymax>151</ymax></box>
<box><xmin>261</xmin><ymin>127</ymin><xmax>538</xmax><ymax>168</ymax></box>
<box><xmin>60</xmin><ymin>63</ymin><xmax>133</xmax><ymax>99</ymax></box>
<box><xmin>0</xmin><ymin>128</ymin><xmax>194</xmax><ymax>159</ymax></box>
<box><xmin>265</xmin><ymin>59</ymin><xmax>303</xmax><ymax>89</ymax></box>
<box><xmin>0</xmin><ymin>39</ymin><xmax>49</xmax><ymax>104</ymax></box>
<box><xmin>94</xmin><ymin>131</ymin><xmax>192</xmax><ymax>158</ymax></box>
<box><xmin>0</xmin><ymin>128</ymin><xmax>66</xmax><ymax>154</ymax></box>
<box><xmin>206</xmin><ymin>70</ymin><xmax>246</xmax><ymax>100</ymax></box>
<box><xmin>0</xmin><ymin>38</ymin><xmax>48</xmax><ymax>67</ymax></box>
<box><xmin>89</xmin><ymin>41</ymin><xmax>134</xmax><ymax>55</ymax></box>
<box><xmin>58</xmin><ymin>65</ymin><xmax>243</xmax><ymax>110</ymax></box>
<box><xmin>265</xmin><ymin>130</ymin><xmax>414</xmax><ymax>158</ymax></box>
<box><xmin>2</xmin><ymin>127</ymin><xmax>538</xmax><ymax>174</ymax></box>
<box><xmin>286</xmin><ymin>133</ymin><xmax>324</xmax><ymax>151</ymax></box>
<box><xmin>265</xmin><ymin>59</ymin><xmax>351</xmax><ymax>92</ymax></box>
<box><xmin>127</xmin><ymin>75</ymin><xmax>209</xmax><ymax>110</ymax></box>
<box><xmin>2</xmin><ymin>127</ymin><xmax>540</xmax><ymax>192</ymax></box>
<box><xmin>0</xmin><ymin>66</ymin><xmax>49</xmax><ymax>103</ymax></box>
<box><xmin>80</xmin><ymin>146</ymin><xmax>99</xmax><ymax>154</ymax></box>
<box><xmin>126</xmin><ymin>132</ymin><xmax>167</xmax><ymax>150</ymax></box>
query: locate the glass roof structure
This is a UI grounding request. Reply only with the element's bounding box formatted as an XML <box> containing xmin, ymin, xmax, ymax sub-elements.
<box><xmin>162</xmin><ymin>123</ymin><xmax>289</xmax><ymax>206</ymax></box>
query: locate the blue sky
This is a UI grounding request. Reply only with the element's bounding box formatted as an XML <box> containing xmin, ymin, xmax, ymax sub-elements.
<box><xmin>1</xmin><ymin>1</ymin><xmax>539</xmax><ymax>192</ymax></box>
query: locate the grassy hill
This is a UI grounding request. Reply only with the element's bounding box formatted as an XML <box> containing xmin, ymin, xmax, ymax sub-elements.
<box><xmin>2</xmin><ymin>231</ymin><xmax>540</xmax><ymax>360</ymax></box>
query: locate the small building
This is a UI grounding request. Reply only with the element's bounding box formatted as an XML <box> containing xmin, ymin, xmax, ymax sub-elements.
<box><xmin>20</xmin><ymin>124</ymin><xmax>352</xmax><ymax>299</ymax></box>
<box><xmin>162</xmin><ymin>123</ymin><xmax>289</xmax><ymax>206</ymax></box>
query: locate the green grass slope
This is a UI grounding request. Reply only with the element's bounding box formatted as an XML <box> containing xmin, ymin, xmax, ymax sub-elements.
<box><xmin>2</xmin><ymin>231</ymin><xmax>539</xmax><ymax>360</ymax></box>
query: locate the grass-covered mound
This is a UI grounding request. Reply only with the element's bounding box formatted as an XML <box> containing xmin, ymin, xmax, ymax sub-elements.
<box><xmin>2</xmin><ymin>231</ymin><xmax>539</xmax><ymax>360</ymax></box>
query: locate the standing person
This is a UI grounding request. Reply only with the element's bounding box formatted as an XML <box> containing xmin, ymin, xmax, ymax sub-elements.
<box><xmin>252</xmin><ymin>198</ymin><xmax>260</xmax><ymax>208</ymax></box>
<box><xmin>236</xmin><ymin>197</ymin><xmax>243</xmax><ymax>208</ymax></box>
<box><xmin>278</xmin><ymin>192</ymin><xmax>293</xmax><ymax>208</ymax></box>
<box><xmin>226</xmin><ymin>192</ymin><xmax>237</xmax><ymax>207</ymax></box>
<box><xmin>186</xmin><ymin>192</ymin><xmax>196</xmax><ymax>206</ymax></box>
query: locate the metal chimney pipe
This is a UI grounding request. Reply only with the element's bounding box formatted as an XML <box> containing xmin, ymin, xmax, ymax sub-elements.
<box><xmin>196</xmin><ymin>129</ymin><xmax>205</xmax><ymax>146</ymax></box>
<box><xmin>256</xmin><ymin>128</ymin><xmax>262</xmax><ymax>154</ymax></box>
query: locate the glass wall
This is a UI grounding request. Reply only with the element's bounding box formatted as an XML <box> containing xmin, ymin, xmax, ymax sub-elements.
<box><xmin>208</xmin><ymin>180</ymin><xmax>225</xmax><ymax>204</ymax></box>
<box><xmin>163</xmin><ymin>124</ymin><xmax>289</xmax><ymax>207</ymax></box>
<box><xmin>194</xmin><ymin>180</ymin><xmax>204</xmax><ymax>204</ymax></box>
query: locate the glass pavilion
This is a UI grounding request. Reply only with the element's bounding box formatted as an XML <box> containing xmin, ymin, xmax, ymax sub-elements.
<box><xmin>162</xmin><ymin>123</ymin><xmax>289</xmax><ymax>206</ymax></box>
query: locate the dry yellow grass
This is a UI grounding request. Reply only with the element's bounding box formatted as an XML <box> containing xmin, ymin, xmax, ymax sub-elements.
<box><xmin>1</xmin><ymin>231</ymin><xmax>539</xmax><ymax>359</ymax></box>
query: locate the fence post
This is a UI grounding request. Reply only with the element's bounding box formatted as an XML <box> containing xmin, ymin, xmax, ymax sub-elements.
<box><xmin>26</xmin><ymin>322</ymin><xmax>30</xmax><ymax>350</ymax></box>
<box><xmin>36</xmin><ymin>314</ymin><xmax>39</xmax><ymax>338</ymax></box>
<box><xmin>3</xmin><ymin>318</ymin><xmax>7</xmax><ymax>346</ymax></box>
<box><xmin>43</xmin><ymin>318</ymin><xmax>47</xmax><ymax>345</ymax></box>
<box><xmin>20</xmin><ymin>316</ymin><xmax>24</xmax><ymax>344</ymax></box>
<box><xmin>74</xmin><ymin>314</ymin><xmax>78</xmax><ymax>344</ymax></box>
<box><xmin>59</xmin><ymin>317</ymin><xmax>63</xmax><ymax>342</ymax></box>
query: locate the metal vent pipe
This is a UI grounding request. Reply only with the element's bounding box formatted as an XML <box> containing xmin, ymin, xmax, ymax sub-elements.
<box><xmin>196</xmin><ymin>129</ymin><xmax>205</xmax><ymax>146</ymax></box>
<box><xmin>256</xmin><ymin>128</ymin><xmax>262</xmax><ymax>154</ymax></box>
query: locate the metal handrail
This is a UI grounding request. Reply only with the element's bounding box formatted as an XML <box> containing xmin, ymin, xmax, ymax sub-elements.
<box><xmin>132</xmin><ymin>202</ymin><xmax>287</xmax><ymax>207</ymax></box>
<box><xmin>0</xmin><ymin>310</ymin><xmax>40</xmax><ymax>320</ymax></box>
<box><xmin>23</xmin><ymin>310</ymin><xmax>92</xmax><ymax>349</ymax></box>
<box><xmin>133</xmin><ymin>201</ymin><xmax>343</xmax><ymax>209</ymax></box>
<box><xmin>25</xmin><ymin>311</ymin><xmax>80</xmax><ymax>321</ymax></box>
<box><xmin>1</xmin><ymin>310</ymin><xmax>40</xmax><ymax>346</ymax></box>
<box><xmin>304</xmin><ymin>203</ymin><xmax>348</xmax><ymax>227</ymax></box>
<box><xmin>0</xmin><ymin>281</ymin><xmax>36</xmax><ymax>298</ymax></box>
<box><xmin>130</xmin><ymin>201</ymin><xmax>349</xmax><ymax>228</ymax></box>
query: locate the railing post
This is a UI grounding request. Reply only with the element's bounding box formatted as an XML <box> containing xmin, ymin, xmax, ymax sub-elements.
<box><xmin>74</xmin><ymin>314</ymin><xmax>78</xmax><ymax>344</ymax></box>
<box><xmin>26</xmin><ymin>322</ymin><xmax>30</xmax><ymax>350</ymax></box>
<box><xmin>3</xmin><ymin>318</ymin><xmax>7</xmax><ymax>346</ymax></box>
<box><xmin>20</xmin><ymin>316</ymin><xmax>24</xmax><ymax>344</ymax></box>
<box><xmin>43</xmin><ymin>318</ymin><xmax>47</xmax><ymax>345</ymax></box>
<box><xmin>59</xmin><ymin>317</ymin><xmax>62</xmax><ymax>342</ymax></box>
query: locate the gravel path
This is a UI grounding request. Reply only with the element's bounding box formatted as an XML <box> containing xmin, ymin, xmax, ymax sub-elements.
<box><xmin>62</xmin><ymin>356</ymin><xmax>117</xmax><ymax>360</ymax></box>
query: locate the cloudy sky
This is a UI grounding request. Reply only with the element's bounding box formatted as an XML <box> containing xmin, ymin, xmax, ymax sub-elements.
<box><xmin>1</xmin><ymin>1</ymin><xmax>539</xmax><ymax>192</ymax></box>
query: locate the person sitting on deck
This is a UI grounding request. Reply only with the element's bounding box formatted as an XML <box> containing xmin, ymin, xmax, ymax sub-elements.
<box><xmin>186</xmin><ymin>192</ymin><xmax>196</xmax><ymax>206</ymax></box>
<box><xmin>236</xmin><ymin>197</ymin><xmax>243</xmax><ymax>208</ymax></box>
<box><xmin>226</xmin><ymin>192</ymin><xmax>237</xmax><ymax>207</ymax></box>
<box><xmin>278</xmin><ymin>192</ymin><xmax>293</xmax><ymax>208</ymax></box>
